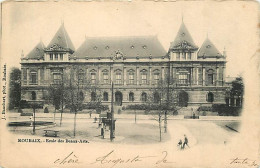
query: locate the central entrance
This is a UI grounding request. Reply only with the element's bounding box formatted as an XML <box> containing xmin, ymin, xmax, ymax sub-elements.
<box><xmin>115</xmin><ymin>91</ymin><xmax>123</xmax><ymax>106</ymax></box>
<box><xmin>178</xmin><ymin>91</ymin><xmax>188</xmax><ymax>107</ymax></box>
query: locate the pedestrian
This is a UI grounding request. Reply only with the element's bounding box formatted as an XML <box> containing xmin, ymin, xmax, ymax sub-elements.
<box><xmin>177</xmin><ymin>139</ymin><xmax>183</xmax><ymax>150</ymax></box>
<box><xmin>182</xmin><ymin>134</ymin><xmax>190</xmax><ymax>149</ymax></box>
<box><xmin>89</xmin><ymin>111</ymin><xmax>92</xmax><ymax>118</ymax></box>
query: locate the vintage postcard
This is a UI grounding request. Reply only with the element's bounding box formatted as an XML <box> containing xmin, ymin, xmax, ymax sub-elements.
<box><xmin>0</xmin><ymin>0</ymin><xmax>259</xmax><ymax>167</ymax></box>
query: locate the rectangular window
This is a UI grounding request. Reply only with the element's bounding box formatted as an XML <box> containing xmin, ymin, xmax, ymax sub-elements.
<box><xmin>53</xmin><ymin>73</ymin><xmax>62</xmax><ymax>84</ymax></box>
<box><xmin>188</xmin><ymin>53</ymin><xmax>191</xmax><ymax>60</ymax></box>
<box><xmin>50</xmin><ymin>54</ymin><xmax>53</xmax><ymax>60</ymax></box>
<box><xmin>176</xmin><ymin>52</ymin><xmax>180</xmax><ymax>60</ymax></box>
<box><xmin>141</xmin><ymin>73</ymin><xmax>147</xmax><ymax>84</ymax></box>
<box><xmin>78</xmin><ymin>72</ymin><xmax>84</xmax><ymax>84</ymax></box>
<box><xmin>103</xmin><ymin>73</ymin><xmax>108</xmax><ymax>84</ymax></box>
<box><xmin>30</xmin><ymin>72</ymin><xmax>37</xmax><ymax>84</ymax></box>
<box><xmin>178</xmin><ymin>73</ymin><xmax>188</xmax><ymax>85</ymax></box>
<box><xmin>182</xmin><ymin>52</ymin><xmax>186</xmax><ymax>60</ymax></box>
<box><xmin>60</xmin><ymin>54</ymin><xmax>63</xmax><ymax>60</ymax></box>
<box><xmin>154</xmin><ymin>73</ymin><xmax>159</xmax><ymax>84</ymax></box>
<box><xmin>23</xmin><ymin>69</ymin><xmax>27</xmax><ymax>80</ymax></box>
<box><xmin>116</xmin><ymin>72</ymin><xmax>122</xmax><ymax>84</ymax></box>
<box><xmin>91</xmin><ymin>73</ymin><xmax>96</xmax><ymax>84</ymax></box>
<box><xmin>55</xmin><ymin>54</ymin><xmax>58</xmax><ymax>60</ymax></box>
<box><xmin>129</xmin><ymin>72</ymin><xmax>134</xmax><ymax>84</ymax></box>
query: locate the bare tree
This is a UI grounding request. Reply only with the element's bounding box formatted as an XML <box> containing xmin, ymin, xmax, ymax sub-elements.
<box><xmin>146</xmin><ymin>76</ymin><xmax>176</xmax><ymax>141</ymax></box>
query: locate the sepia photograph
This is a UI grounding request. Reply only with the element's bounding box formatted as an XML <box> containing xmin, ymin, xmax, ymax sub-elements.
<box><xmin>0</xmin><ymin>1</ymin><xmax>259</xmax><ymax>167</ymax></box>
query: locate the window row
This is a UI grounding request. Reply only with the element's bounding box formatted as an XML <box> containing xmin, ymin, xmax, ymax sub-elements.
<box><xmin>49</xmin><ymin>53</ymin><xmax>63</xmax><ymax>61</ymax></box>
<box><xmin>88</xmin><ymin>92</ymin><xmax>148</xmax><ymax>102</ymax></box>
<box><xmin>176</xmin><ymin>52</ymin><xmax>192</xmax><ymax>60</ymax></box>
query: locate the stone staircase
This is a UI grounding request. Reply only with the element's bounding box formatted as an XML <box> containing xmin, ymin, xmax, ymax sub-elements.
<box><xmin>177</xmin><ymin>106</ymin><xmax>200</xmax><ymax>116</ymax></box>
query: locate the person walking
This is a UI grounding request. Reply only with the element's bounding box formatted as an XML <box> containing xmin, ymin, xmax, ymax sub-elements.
<box><xmin>182</xmin><ymin>134</ymin><xmax>190</xmax><ymax>149</ymax></box>
<box><xmin>89</xmin><ymin>111</ymin><xmax>92</xmax><ymax>118</ymax></box>
<box><xmin>177</xmin><ymin>139</ymin><xmax>183</xmax><ymax>150</ymax></box>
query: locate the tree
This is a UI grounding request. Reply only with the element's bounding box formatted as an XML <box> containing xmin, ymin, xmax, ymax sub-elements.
<box><xmin>230</xmin><ymin>77</ymin><xmax>244</xmax><ymax>97</ymax></box>
<box><xmin>9</xmin><ymin>68</ymin><xmax>21</xmax><ymax>110</ymax></box>
<box><xmin>146</xmin><ymin>75</ymin><xmax>176</xmax><ymax>141</ymax></box>
<box><xmin>48</xmin><ymin>85</ymin><xmax>63</xmax><ymax>124</ymax></box>
<box><xmin>62</xmin><ymin>66</ymin><xmax>99</xmax><ymax>137</ymax></box>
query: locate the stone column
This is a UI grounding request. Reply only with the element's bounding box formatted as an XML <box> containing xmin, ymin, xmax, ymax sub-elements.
<box><xmin>169</xmin><ymin>64</ymin><xmax>172</xmax><ymax>83</ymax></box>
<box><xmin>27</xmin><ymin>68</ymin><xmax>29</xmax><ymax>85</ymax></box>
<box><xmin>216</xmin><ymin>67</ymin><xmax>219</xmax><ymax>86</ymax></box>
<box><xmin>161</xmin><ymin>67</ymin><xmax>165</xmax><ymax>80</ymax></box>
<box><xmin>123</xmin><ymin>67</ymin><xmax>127</xmax><ymax>85</ymax></box>
<box><xmin>97</xmin><ymin>67</ymin><xmax>100</xmax><ymax>84</ymax></box>
<box><xmin>43</xmin><ymin>67</ymin><xmax>47</xmax><ymax>85</ymax></box>
<box><xmin>85</xmin><ymin>68</ymin><xmax>88</xmax><ymax>81</ymax></box>
<box><xmin>149</xmin><ymin>67</ymin><xmax>152</xmax><ymax>85</ymax></box>
<box><xmin>136</xmin><ymin>67</ymin><xmax>139</xmax><ymax>85</ymax></box>
<box><xmin>222</xmin><ymin>67</ymin><xmax>225</xmax><ymax>84</ymax></box>
<box><xmin>196</xmin><ymin>67</ymin><xmax>199</xmax><ymax>85</ymax></box>
<box><xmin>202</xmin><ymin>67</ymin><xmax>206</xmax><ymax>86</ymax></box>
<box><xmin>192</xmin><ymin>67</ymin><xmax>196</xmax><ymax>85</ymax></box>
<box><xmin>172</xmin><ymin>67</ymin><xmax>176</xmax><ymax>84</ymax></box>
<box><xmin>38</xmin><ymin>68</ymin><xmax>40</xmax><ymax>85</ymax></box>
<box><xmin>190</xmin><ymin>68</ymin><xmax>193</xmax><ymax>85</ymax></box>
<box><xmin>110</xmin><ymin>66</ymin><xmax>114</xmax><ymax>84</ymax></box>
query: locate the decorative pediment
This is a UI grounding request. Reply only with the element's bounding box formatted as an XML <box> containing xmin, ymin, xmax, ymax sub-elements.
<box><xmin>45</xmin><ymin>44</ymin><xmax>67</xmax><ymax>51</ymax></box>
<box><xmin>172</xmin><ymin>41</ymin><xmax>197</xmax><ymax>50</ymax></box>
<box><xmin>113</xmin><ymin>50</ymin><xmax>124</xmax><ymax>61</ymax></box>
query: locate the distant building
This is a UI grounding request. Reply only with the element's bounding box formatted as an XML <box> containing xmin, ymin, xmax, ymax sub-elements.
<box><xmin>20</xmin><ymin>21</ymin><xmax>228</xmax><ymax>108</ymax></box>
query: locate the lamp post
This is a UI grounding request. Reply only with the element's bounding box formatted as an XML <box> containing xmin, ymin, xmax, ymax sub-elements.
<box><xmin>110</xmin><ymin>82</ymin><xmax>115</xmax><ymax>142</ymax></box>
<box><xmin>28</xmin><ymin>101</ymin><xmax>37</xmax><ymax>135</ymax></box>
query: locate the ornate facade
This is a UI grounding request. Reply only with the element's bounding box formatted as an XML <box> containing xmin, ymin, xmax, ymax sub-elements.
<box><xmin>20</xmin><ymin>22</ymin><xmax>228</xmax><ymax>108</ymax></box>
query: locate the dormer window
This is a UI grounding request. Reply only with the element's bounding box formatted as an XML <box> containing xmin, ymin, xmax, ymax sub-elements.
<box><xmin>50</xmin><ymin>54</ymin><xmax>53</xmax><ymax>60</ymax></box>
<box><xmin>93</xmin><ymin>46</ymin><xmax>97</xmax><ymax>50</ymax></box>
<box><xmin>55</xmin><ymin>54</ymin><xmax>58</xmax><ymax>60</ymax></box>
<box><xmin>60</xmin><ymin>54</ymin><xmax>63</xmax><ymax>60</ymax></box>
<box><xmin>105</xmin><ymin>46</ymin><xmax>109</xmax><ymax>50</ymax></box>
<box><xmin>142</xmin><ymin>45</ymin><xmax>147</xmax><ymax>49</ymax></box>
<box><xmin>130</xmin><ymin>45</ymin><xmax>134</xmax><ymax>49</ymax></box>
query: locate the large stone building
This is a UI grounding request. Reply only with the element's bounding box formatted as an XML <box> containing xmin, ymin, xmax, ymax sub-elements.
<box><xmin>20</xmin><ymin>21</ymin><xmax>228</xmax><ymax>108</ymax></box>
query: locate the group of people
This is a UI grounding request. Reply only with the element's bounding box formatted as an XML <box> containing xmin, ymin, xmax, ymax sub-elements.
<box><xmin>177</xmin><ymin>134</ymin><xmax>189</xmax><ymax>150</ymax></box>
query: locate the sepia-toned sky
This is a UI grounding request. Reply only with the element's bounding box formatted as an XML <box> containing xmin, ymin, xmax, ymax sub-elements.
<box><xmin>1</xmin><ymin>1</ymin><xmax>258</xmax><ymax>77</ymax></box>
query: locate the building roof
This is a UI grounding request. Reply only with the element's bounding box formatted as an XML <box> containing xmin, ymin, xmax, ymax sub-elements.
<box><xmin>169</xmin><ymin>22</ymin><xmax>198</xmax><ymax>50</ymax></box>
<box><xmin>25</xmin><ymin>41</ymin><xmax>45</xmax><ymax>59</ymax></box>
<box><xmin>47</xmin><ymin>23</ymin><xmax>75</xmax><ymax>51</ymax></box>
<box><xmin>74</xmin><ymin>36</ymin><xmax>167</xmax><ymax>58</ymax></box>
<box><xmin>197</xmin><ymin>38</ymin><xmax>223</xmax><ymax>57</ymax></box>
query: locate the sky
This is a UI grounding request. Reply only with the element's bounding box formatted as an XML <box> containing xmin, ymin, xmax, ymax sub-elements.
<box><xmin>1</xmin><ymin>1</ymin><xmax>259</xmax><ymax>77</ymax></box>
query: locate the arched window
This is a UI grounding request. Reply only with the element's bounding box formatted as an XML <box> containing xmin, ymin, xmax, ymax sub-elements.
<box><xmin>153</xmin><ymin>69</ymin><xmax>160</xmax><ymax>84</ymax></box>
<box><xmin>79</xmin><ymin>91</ymin><xmax>84</xmax><ymax>101</ymax></box>
<box><xmin>207</xmin><ymin>92</ymin><xmax>214</xmax><ymax>102</ymax></box>
<box><xmin>128</xmin><ymin>70</ymin><xmax>135</xmax><ymax>85</ymax></box>
<box><xmin>154</xmin><ymin>92</ymin><xmax>160</xmax><ymax>103</ymax></box>
<box><xmin>140</xmin><ymin>69</ymin><xmax>147</xmax><ymax>84</ymax></box>
<box><xmin>91</xmin><ymin>92</ymin><xmax>96</xmax><ymax>101</ymax></box>
<box><xmin>207</xmin><ymin>69</ymin><xmax>214</xmax><ymax>85</ymax></box>
<box><xmin>129</xmin><ymin>92</ymin><xmax>134</xmax><ymax>102</ymax></box>
<box><xmin>115</xmin><ymin>71</ymin><xmax>122</xmax><ymax>85</ymax></box>
<box><xmin>31</xmin><ymin>91</ymin><xmax>36</xmax><ymax>100</ymax></box>
<box><xmin>103</xmin><ymin>92</ymin><xmax>108</xmax><ymax>101</ymax></box>
<box><xmin>141</xmin><ymin>92</ymin><xmax>147</xmax><ymax>102</ymax></box>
